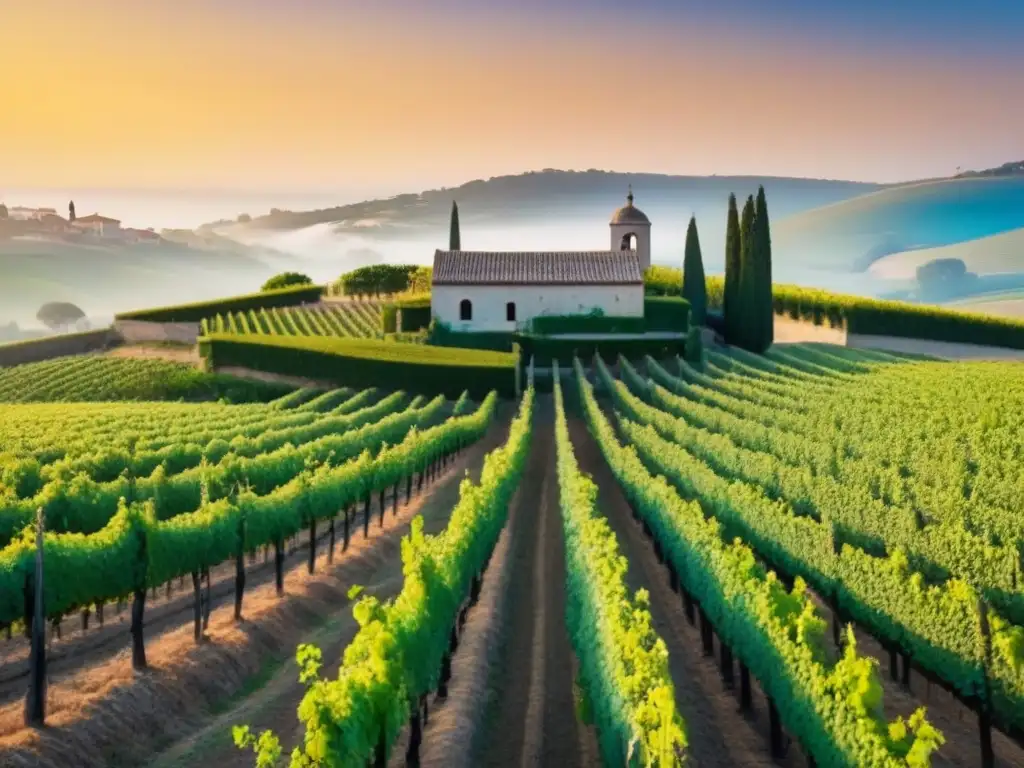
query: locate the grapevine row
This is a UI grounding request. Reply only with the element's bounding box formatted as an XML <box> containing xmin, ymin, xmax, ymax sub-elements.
<box><xmin>634</xmin><ymin>357</ymin><xmax>1024</xmax><ymax>618</ymax></box>
<box><xmin>552</xmin><ymin>360</ymin><xmax>686</xmax><ymax>766</ymax></box>
<box><xmin>0</xmin><ymin>392</ymin><xmax>497</xmax><ymax>629</ymax></box>
<box><xmin>0</xmin><ymin>390</ymin><xmax>420</xmax><ymax>546</ymax></box>
<box><xmin>603</xmin><ymin>357</ymin><xmax>1024</xmax><ymax>740</ymax></box>
<box><xmin>236</xmin><ymin>387</ymin><xmax>534</xmax><ymax>766</ymax></box>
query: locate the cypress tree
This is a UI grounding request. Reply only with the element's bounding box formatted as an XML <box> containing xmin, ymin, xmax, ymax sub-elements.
<box><xmin>449</xmin><ymin>201</ymin><xmax>461</xmax><ymax>251</ymax></box>
<box><xmin>753</xmin><ymin>186</ymin><xmax>774</xmax><ymax>352</ymax></box>
<box><xmin>738</xmin><ymin>195</ymin><xmax>757</xmax><ymax>350</ymax></box>
<box><xmin>681</xmin><ymin>215</ymin><xmax>707</xmax><ymax>326</ymax></box>
<box><xmin>723</xmin><ymin>194</ymin><xmax>742</xmax><ymax>344</ymax></box>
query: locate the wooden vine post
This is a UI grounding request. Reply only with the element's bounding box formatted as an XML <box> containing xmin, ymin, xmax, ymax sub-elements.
<box><xmin>191</xmin><ymin>571</ymin><xmax>203</xmax><ymax>642</ymax></box>
<box><xmin>406</xmin><ymin>695</ymin><xmax>423</xmax><ymax>767</ymax></box>
<box><xmin>202</xmin><ymin>567</ymin><xmax>211</xmax><ymax>630</ymax></box>
<box><xmin>131</xmin><ymin>525</ymin><xmax>148</xmax><ymax>670</ymax></box>
<box><xmin>307</xmin><ymin>517</ymin><xmax>317</xmax><ymax>574</ymax></box>
<box><xmin>977</xmin><ymin>597</ymin><xmax>995</xmax><ymax>768</ymax></box>
<box><xmin>738</xmin><ymin>662</ymin><xmax>753</xmax><ymax>712</ymax></box>
<box><xmin>25</xmin><ymin>508</ymin><xmax>46</xmax><ymax>727</ymax></box>
<box><xmin>234</xmin><ymin>516</ymin><xmax>246</xmax><ymax>621</ymax></box>
<box><xmin>769</xmin><ymin>699</ymin><xmax>784</xmax><ymax>759</ymax></box>
<box><xmin>274</xmin><ymin>538</ymin><xmax>285</xmax><ymax>597</ymax></box>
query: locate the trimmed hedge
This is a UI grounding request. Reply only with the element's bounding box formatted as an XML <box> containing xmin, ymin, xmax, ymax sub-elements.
<box><xmin>381</xmin><ymin>303</ymin><xmax>398</xmax><ymax>334</ymax></box>
<box><xmin>649</xmin><ymin>268</ymin><xmax>1024</xmax><ymax>350</ymax></box>
<box><xmin>116</xmin><ymin>284</ymin><xmax>324</xmax><ymax>322</ymax></box>
<box><xmin>429</xmin><ymin>328</ymin><xmax>517</xmax><ymax>352</ymax></box>
<box><xmin>199</xmin><ymin>333</ymin><xmax>517</xmax><ymax>399</ymax></box>
<box><xmin>530</xmin><ymin>313</ymin><xmax>646</xmax><ymax>335</ymax></box>
<box><xmin>517</xmin><ymin>333</ymin><xmax>684</xmax><ymax>367</ymax></box>
<box><xmin>644</xmin><ymin>296</ymin><xmax>690</xmax><ymax>332</ymax></box>
<box><xmin>771</xmin><ymin>285</ymin><xmax>1024</xmax><ymax>349</ymax></box>
<box><xmin>396</xmin><ymin>297</ymin><xmax>432</xmax><ymax>332</ymax></box>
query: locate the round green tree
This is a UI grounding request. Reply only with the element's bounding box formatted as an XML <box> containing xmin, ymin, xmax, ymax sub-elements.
<box><xmin>261</xmin><ymin>272</ymin><xmax>314</xmax><ymax>292</ymax></box>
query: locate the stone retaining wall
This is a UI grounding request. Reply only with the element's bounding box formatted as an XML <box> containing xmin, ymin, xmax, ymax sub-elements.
<box><xmin>114</xmin><ymin>319</ymin><xmax>200</xmax><ymax>345</ymax></box>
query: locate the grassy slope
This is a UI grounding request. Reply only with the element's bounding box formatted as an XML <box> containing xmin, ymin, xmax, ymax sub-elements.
<box><xmin>231</xmin><ymin>170</ymin><xmax>884</xmax><ymax>233</ymax></box>
<box><xmin>869</xmin><ymin>226</ymin><xmax>1024</xmax><ymax>280</ymax></box>
<box><xmin>773</xmin><ymin>176</ymin><xmax>1024</xmax><ymax>272</ymax></box>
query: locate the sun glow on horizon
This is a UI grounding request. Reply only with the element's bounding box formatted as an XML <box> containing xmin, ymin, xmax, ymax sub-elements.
<box><xmin>2</xmin><ymin>1</ymin><xmax>1022</xmax><ymax>192</ymax></box>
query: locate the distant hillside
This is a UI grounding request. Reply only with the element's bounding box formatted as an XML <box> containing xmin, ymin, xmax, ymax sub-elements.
<box><xmin>224</xmin><ymin>170</ymin><xmax>885</xmax><ymax>237</ymax></box>
<box><xmin>870</xmin><ymin>227</ymin><xmax>1024</xmax><ymax>280</ymax></box>
<box><xmin>956</xmin><ymin>160</ymin><xmax>1024</xmax><ymax>179</ymax></box>
<box><xmin>773</xmin><ymin>176</ymin><xmax>1024</xmax><ymax>273</ymax></box>
<box><xmin>0</xmin><ymin>238</ymin><xmax>282</xmax><ymax>326</ymax></box>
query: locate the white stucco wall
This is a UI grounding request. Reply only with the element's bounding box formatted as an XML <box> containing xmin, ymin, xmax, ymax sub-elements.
<box><xmin>432</xmin><ymin>284</ymin><xmax>644</xmax><ymax>332</ymax></box>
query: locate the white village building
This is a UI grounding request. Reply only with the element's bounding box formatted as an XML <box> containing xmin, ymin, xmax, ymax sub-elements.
<box><xmin>431</xmin><ymin>189</ymin><xmax>651</xmax><ymax>332</ymax></box>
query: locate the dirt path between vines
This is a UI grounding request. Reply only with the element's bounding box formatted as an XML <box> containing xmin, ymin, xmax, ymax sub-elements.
<box><xmin>0</xmin><ymin>411</ymin><xmax>510</xmax><ymax>768</ymax></box>
<box><xmin>566</xmin><ymin>413</ymin><xmax>805</xmax><ymax>768</ymax></box>
<box><xmin>473</xmin><ymin>396</ymin><xmax>600</xmax><ymax>768</ymax></box>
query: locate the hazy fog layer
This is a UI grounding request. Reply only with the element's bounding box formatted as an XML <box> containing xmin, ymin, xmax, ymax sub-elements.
<box><xmin>231</xmin><ymin>218</ymin><xmax>892</xmax><ymax>298</ymax></box>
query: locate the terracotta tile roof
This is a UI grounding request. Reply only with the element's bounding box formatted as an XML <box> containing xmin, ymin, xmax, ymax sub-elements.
<box><xmin>75</xmin><ymin>214</ymin><xmax>121</xmax><ymax>224</ymax></box>
<box><xmin>432</xmin><ymin>249</ymin><xmax>642</xmax><ymax>285</ymax></box>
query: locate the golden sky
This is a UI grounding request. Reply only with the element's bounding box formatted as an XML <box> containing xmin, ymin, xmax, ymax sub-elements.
<box><xmin>2</xmin><ymin>1</ymin><xmax>1023</xmax><ymax>191</ymax></box>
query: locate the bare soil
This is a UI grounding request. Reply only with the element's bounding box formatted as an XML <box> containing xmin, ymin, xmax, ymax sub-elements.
<box><xmin>473</xmin><ymin>396</ymin><xmax>600</xmax><ymax>768</ymax></box>
<box><xmin>215</xmin><ymin>367</ymin><xmax>333</xmax><ymax>390</ymax></box>
<box><xmin>566</xmin><ymin>413</ymin><xmax>796</xmax><ymax>768</ymax></box>
<box><xmin>0</xmin><ymin>412</ymin><xmax>510</xmax><ymax>768</ymax></box>
<box><xmin>408</xmin><ymin>443</ymin><xmax>523</xmax><ymax>767</ymax></box>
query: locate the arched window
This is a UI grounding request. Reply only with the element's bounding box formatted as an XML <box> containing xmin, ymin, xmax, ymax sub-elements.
<box><xmin>620</xmin><ymin>232</ymin><xmax>637</xmax><ymax>250</ymax></box>
<box><xmin>506</xmin><ymin>302</ymin><xmax>516</xmax><ymax>322</ymax></box>
<box><xmin>459</xmin><ymin>299</ymin><xmax>472</xmax><ymax>321</ymax></box>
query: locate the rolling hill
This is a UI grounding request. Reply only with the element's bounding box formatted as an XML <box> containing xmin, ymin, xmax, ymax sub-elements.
<box><xmin>870</xmin><ymin>226</ymin><xmax>1024</xmax><ymax>280</ymax></box>
<box><xmin>212</xmin><ymin>169</ymin><xmax>889</xmax><ymax>289</ymax></box>
<box><xmin>772</xmin><ymin>176</ymin><xmax>1024</xmax><ymax>274</ymax></box>
<box><xmin>225</xmin><ymin>170</ymin><xmax>885</xmax><ymax>236</ymax></box>
<box><xmin>0</xmin><ymin>238</ymin><xmax>283</xmax><ymax>327</ymax></box>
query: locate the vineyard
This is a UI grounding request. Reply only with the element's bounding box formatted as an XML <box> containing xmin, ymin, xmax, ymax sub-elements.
<box><xmin>200</xmin><ymin>301</ymin><xmax>384</xmax><ymax>340</ymax></box>
<box><xmin>2</xmin><ymin>342</ymin><xmax>1024</xmax><ymax>768</ymax></box>
<box><xmin>0</xmin><ymin>356</ymin><xmax>296</xmax><ymax>403</ymax></box>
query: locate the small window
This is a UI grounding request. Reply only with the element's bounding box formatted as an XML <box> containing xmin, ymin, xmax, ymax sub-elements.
<box><xmin>506</xmin><ymin>302</ymin><xmax>516</xmax><ymax>322</ymax></box>
<box><xmin>459</xmin><ymin>299</ymin><xmax>472</xmax><ymax>321</ymax></box>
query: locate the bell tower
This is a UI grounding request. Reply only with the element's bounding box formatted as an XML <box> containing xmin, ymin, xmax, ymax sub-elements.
<box><xmin>609</xmin><ymin>185</ymin><xmax>651</xmax><ymax>271</ymax></box>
